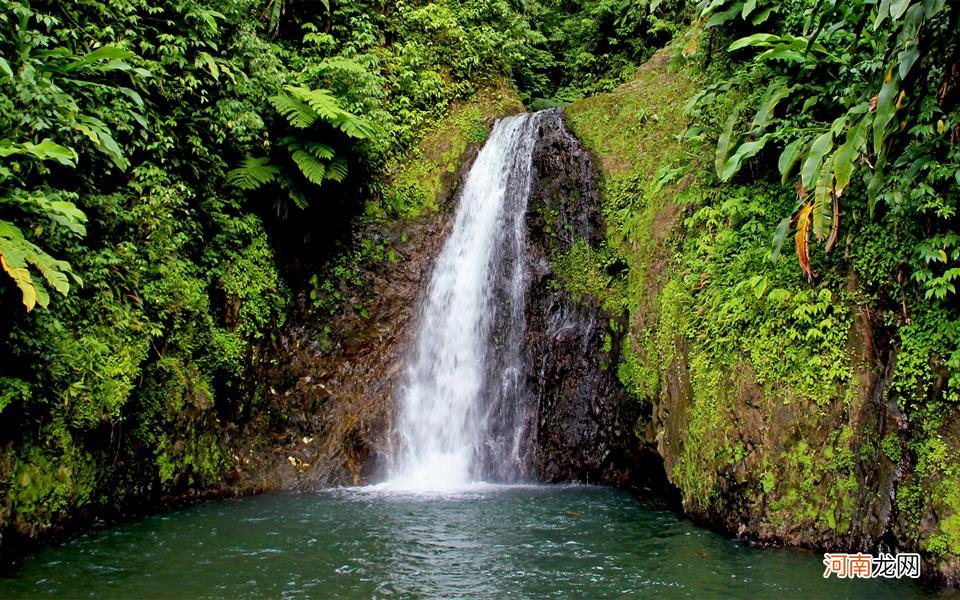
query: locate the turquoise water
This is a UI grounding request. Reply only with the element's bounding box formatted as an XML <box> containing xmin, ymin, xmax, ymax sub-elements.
<box><xmin>0</xmin><ymin>485</ymin><xmax>947</xmax><ymax>598</ymax></box>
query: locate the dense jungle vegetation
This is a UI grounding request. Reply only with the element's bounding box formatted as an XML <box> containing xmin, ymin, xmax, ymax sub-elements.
<box><xmin>0</xmin><ymin>0</ymin><xmax>957</xmax><ymax>575</ymax></box>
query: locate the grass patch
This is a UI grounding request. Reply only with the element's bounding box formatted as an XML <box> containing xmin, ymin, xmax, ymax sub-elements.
<box><xmin>565</xmin><ymin>48</ymin><xmax>699</xmax><ymax>180</ymax></box>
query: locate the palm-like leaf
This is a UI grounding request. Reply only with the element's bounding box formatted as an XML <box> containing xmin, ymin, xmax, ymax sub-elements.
<box><xmin>291</xmin><ymin>150</ymin><xmax>327</xmax><ymax>185</ymax></box>
<box><xmin>226</xmin><ymin>156</ymin><xmax>280</xmax><ymax>190</ymax></box>
<box><xmin>269</xmin><ymin>93</ymin><xmax>318</xmax><ymax>129</ymax></box>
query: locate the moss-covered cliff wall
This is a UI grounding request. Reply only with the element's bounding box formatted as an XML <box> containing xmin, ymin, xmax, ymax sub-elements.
<box><xmin>565</xmin><ymin>47</ymin><xmax>960</xmax><ymax>584</ymax></box>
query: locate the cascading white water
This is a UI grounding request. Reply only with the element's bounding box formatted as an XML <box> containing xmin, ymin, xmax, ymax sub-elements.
<box><xmin>385</xmin><ymin>112</ymin><xmax>543</xmax><ymax>490</ymax></box>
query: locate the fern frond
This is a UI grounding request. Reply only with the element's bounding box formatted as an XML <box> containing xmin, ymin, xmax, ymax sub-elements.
<box><xmin>268</xmin><ymin>92</ymin><xmax>318</xmax><ymax>129</ymax></box>
<box><xmin>291</xmin><ymin>150</ymin><xmax>327</xmax><ymax>185</ymax></box>
<box><xmin>337</xmin><ymin>114</ymin><xmax>381</xmax><ymax>140</ymax></box>
<box><xmin>302</xmin><ymin>142</ymin><xmax>335</xmax><ymax>160</ymax></box>
<box><xmin>285</xmin><ymin>86</ymin><xmax>344</xmax><ymax>122</ymax></box>
<box><xmin>326</xmin><ymin>156</ymin><xmax>349</xmax><ymax>183</ymax></box>
<box><xmin>226</xmin><ymin>156</ymin><xmax>280</xmax><ymax>190</ymax></box>
<box><xmin>288</xmin><ymin>189</ymin><xmax>309</xmax><ymax>210</ymax></box>
<box><xmin>280</xmin><ymin>86</ymin><xmax>383</xmax><ymax>140</ymax></box>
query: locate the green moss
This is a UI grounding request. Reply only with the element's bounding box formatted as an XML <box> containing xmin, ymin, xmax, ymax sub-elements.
<box><xmin>901</xmin><ymin>426</ymin><xmax>960</xmax><ymax>557</ymax></box>
<box><xmin>567</xmin><ymin>45</ymin><xmax>880</xmax><ymax>541</ymax></box>
<box><xmin>550</xmin><ymin>237</ymin><xmax>616</xmax><ymax>305</ymax></box>
<box><xmin>671</xmin><ymin>351</ymin><xmax>731</xmax><ymax>509</ymax></box>
<box><xmin>881</xmin><ymin>434</ymin><xmax>901</xmax><ymax>463</ymax></box>
<box><xmin>10</xmin><ymin>434</ymin><xmax>97</xmax><ymax>530</ymax></box>
<box><xmin>566</xmin><ymin>49</ymin><xmax>699</xmax><ymax>180</ymax></box>
<box><xmin>760</xmin><ymin>471</ymin><xmax>776</xmax><ymax>494</ymax></box>
<box><xmin>757</xmin><ymin>421</ymin><xmax>861</xmax><ymax>535</ymax></box>
<box><xmin>134</xmin><ymin>357</ymin><xmax>226</xmax><ymax>492</ymax></box>
<box><xmin>378</xmin><ymin>80</ymin><xmax>524</xmax><ymax>218</ymax></box>
<box><xmin>562</xmin><ymin>50</ymin><xmax>704</xmax><ymax>403</ymax></box>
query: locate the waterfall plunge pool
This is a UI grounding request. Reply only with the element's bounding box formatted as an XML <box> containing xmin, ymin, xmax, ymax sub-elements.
<box><xmin>0</xmin><ymin>484</ymin><xmax>943</xmax><ymax>599</ymax></box>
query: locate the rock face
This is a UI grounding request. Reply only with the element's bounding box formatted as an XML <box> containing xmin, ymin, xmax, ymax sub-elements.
<box><xmin>230</xmin><ymin>210</ymin><xmax>453</xmax><ymax>491</ymax></box>
<box><xmin>522</xmin><ymin>110</ymin><xmax>655</xmax><ymax>487</ymax></box>
<box><xmin>640</xmin><ymin>305</ymin><xmax>960</xmax><ymax>585</ymax></box>
<box><xmin>560</xmin><ymin>48</ymin><xmax>960</xmax><ymax>586</ymax></box>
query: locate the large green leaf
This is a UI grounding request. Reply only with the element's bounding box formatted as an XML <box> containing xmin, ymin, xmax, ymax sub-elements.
<box><xmin>0</xmin><ymin>139</ymin><xmax>79</xmax><ymax>166</ymax></box>
<box><xmin>833</xmin><ymin>117</ymin><xmax>868</xmax><ymax>197</ymax></box>
<box><xmin>705</xmin><ymin>4</ymin><xmax>741</xmax><ymax>28</ymax></box>
<box><xmin>0</xmin><ymin>221</ymin><xmax>78</xmax><ymax>311</ymax></box>
<box><xmin>867</xmin><ymin>156</ymin><xmax>887</xmax><ymax>217</ymax></box>
<box><xmin>33</xmin><ymin>254</ymin><xmax>72</xmax><ymax>296</ymax></box>
<box><xmin>4</xmin><ymin>190</ymin><xmax>88</xmax><ymax>236</ymax></box>
<box><xmin>117</xmin><ymin>86</ymin><xmax>145</xmax><ymax>108</ymax></box>
<box><xmin>82</xmin><ymin>46</ymin><xmax>137</xmax><ymax>63</ymax></box>
<box><xmin>778</xmin><ymin>137</ymin><xmax>806</xmax><ymax>182</ymax></box>
<box><xmin>728</xmin><ymin>33</ymin><xmax>781</xmax><ymax>51</ymax></box>
<box><xmin>770</xmin><ymin>214</ymin><xmax>793</xmax><ymax>262</ymax></box>
<box><xmin>873</xmin><ymin>77</ymin><xmax>899</xmax><ymax>157</ymax></box>
<box><xmin>1</xmin><ymin>255</ymin><xmax>37</xmax><ymax>311</ymax></box>
<box><xmin>812</xmin><ymin>155</ymin><xmax>834</xmax><ymax>241</ymax></box>
<box><xmin>875</xmin><ymin>0</ymin><xmax>892</xmax><ymax>30</ymax></box>
<box><xmin>715</xmin><ymin>112</ymin><xmax>738</xmax><ymax>179</ymax></box>
<box><xmin>756</xmin><ymin>47</ymin><xmax>806</xmax><ymax>62</ymax></box>
<box><xmin>721</xmin><ymin>135</ymin><xmax>771</xmax><ymax>181</ymax></box>
<box><xmin>76</xmin><ymin>116</ymin><xmax>128</xmax><ymax>169</ymax></box>
<box><xmin>898</xmin><ymin>43</ymin><xmax>920</xmax><ymax>80</ymax></box>
<box><xmin>750</xmin><ymin>81</ymin><xmax>793</xmax><ymax>133</ymax></box>
<box><xmin>45</xmin><ymin>200</ymin><xmax>87</xmax><ymax>236</ymax></box>
<box><xmin>195</xmin><ymin>52</ymin><xmax>220</xmax><ymax>81</ymax></box>
<box><xmin>63</xmin><ymin>45</ymin><xmax>138</xmax><ymax>74</ymax></box>
<box><xmin>889</xmin><ymin>0</ymin><xmax>911</xmax><ymax>20</ymax></box>
<box><xmin>801</xmin><ymin>131</ymin><xmax>833</xmax><ymax>190</ymax></box>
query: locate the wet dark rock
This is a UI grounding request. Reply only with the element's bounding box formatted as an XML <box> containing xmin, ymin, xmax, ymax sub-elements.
<box><xmin>522</xmin><ymin>110</ymin><xmax>663</xmax><ymax>490</ymax></box>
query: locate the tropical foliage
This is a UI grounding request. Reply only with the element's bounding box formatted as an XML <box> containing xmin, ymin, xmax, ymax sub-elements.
<box><xmin>0</xmin><ymin>0</ymin><xmax>661</xmax><ymax>549</ymax></box>
<box><xmin>0</xmin><ymin>0</ymin><xmax>957</xmax><ymax>576</ymax></box>
<box><xmin>694</xmin><ymin>0</ymin><xmax>958</xmax><ymax>295</ymax></box>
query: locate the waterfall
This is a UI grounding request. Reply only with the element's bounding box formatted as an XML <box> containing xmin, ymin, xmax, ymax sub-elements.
<box><xmin>385</xmin><ymin>112</ymin><xmax>543</xmax><ymax>490</ymax></box>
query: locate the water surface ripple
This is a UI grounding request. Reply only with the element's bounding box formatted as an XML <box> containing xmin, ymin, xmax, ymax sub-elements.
<box><xmin>0</xmin><ymin>485</ymin><xmax>946</xmax><ymax>599</ymax></box>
